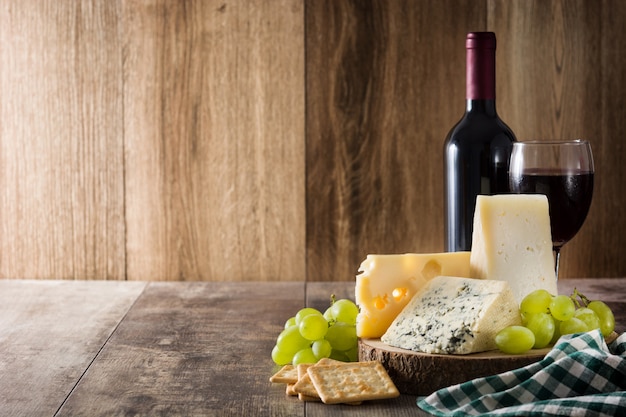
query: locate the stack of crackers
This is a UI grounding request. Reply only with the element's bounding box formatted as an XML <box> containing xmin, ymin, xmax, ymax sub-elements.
<box><xmin>269</xmin><ymin>358</ymin><xmax>400</xmax><ymax>405</ymax></box>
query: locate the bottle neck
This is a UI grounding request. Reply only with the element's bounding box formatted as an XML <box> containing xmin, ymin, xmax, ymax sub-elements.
<box><xmin>466</xmin><ymin>99</ymin><xmax>497</xmax><ymax>116</ymax></box>
<box><xmin>466</xmin><ymin>33</ymin><xmax>496</xmax><ymax>101</ymax></box>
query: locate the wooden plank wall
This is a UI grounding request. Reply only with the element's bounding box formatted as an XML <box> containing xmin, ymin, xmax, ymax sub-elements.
<box><xmin>306</xmin><ymin>0</ymin><xmax>626</xmax><ymax>282</ymax></box>
<box><xmin>0</xmin><ymin>0</ymin><xmax>623</xmax><ymax>281</ymax></box>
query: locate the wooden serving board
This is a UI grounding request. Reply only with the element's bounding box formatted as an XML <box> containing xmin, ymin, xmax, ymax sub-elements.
<box><xmin>358</xmin><ymin>338</ymin><xmax>549</xmax><ymax>396</ymax></box>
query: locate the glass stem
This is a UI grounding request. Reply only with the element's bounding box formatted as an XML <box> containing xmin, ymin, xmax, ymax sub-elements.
<box><xmin>553</xmin><ymin>246</ymin><xmax>561</xmax><ymax>281</ymax></box>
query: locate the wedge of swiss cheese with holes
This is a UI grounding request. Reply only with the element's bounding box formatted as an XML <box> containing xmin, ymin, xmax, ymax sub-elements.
<box><xmin>470</xmin><ymin>194</ymin><xmax>557</xmax><ymax>304</ymax></box>
<box><xmin>355</xmin><ymin>252</ymin><xmax>471</xmax><ymax>338</ymax></box>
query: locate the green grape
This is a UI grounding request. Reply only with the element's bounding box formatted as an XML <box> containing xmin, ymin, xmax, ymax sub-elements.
<box><xmin>271</xmin><ymin>295</ymin><xmax>361</xmax><ymax>365</ymax></box>
<box><xmin>344</xmin><ymin>345</ymin><xmax>359</xmax><ymax>362</ymax></box>
<box><xmin>587</xmin><ymin>300</ymin><xmax>615</xmax><ymax>337</ymax></box>
<box><xmin>284</xmin><ymin>316</ymin><xmax>296</xmax><ymax>329</ymax></box>
<box><xmin>293</xmin><ymin>347</ymin><xmax>318</xmax><ymax>365</ymax></box>
<box><xmin>560</xmin><ymin>317</ymin><xmax>588</xmax><ymax>335</ymax></box>
<box><xmin>525</xmin><ymin>312</ymin><xmax>555</xmax><ymax>349</ymax></box>
<box><xmin>299</xmin><ymin>313</ymin><xmax>329</xmax><ymax>340</ymax></box>
<box><xmin>325</xmin><ymin>322</ymin><xmax>357</xmax><ymax>352</ymax></box>
<box><xmin>276</xmin><ymin>325</ymin><xmax>311</xmax><ymax>355</ymax></box>
<box><xmin>311</xmin><ymin>339</ymin><xmax>332</xmax><ymax>359</ymax></box>
<box><xmin>323</xmin><ymin>306</ymin><xmax>335</xmax><ymax>322</ymax></box>
<box><xmin>330</xmin><ymin>299</ymin><xmax>359</xmax><ymax>325</ymax></box>
<box><xmin>550</xmin><ymin>319</ymin><xmax>563</xmax><ymax>345</ymax></box>
<box><xmin>520</xmin><ymin>289</ymin><xmax>552</xmax><ymax>315</ymax></box>
<box><xmin>295</xmin><ymin>307</ymin><xmax>323</xmax><ymax>325</ymax></box>
<box><xmin>329</xmin><ymin>349</ymin><xmax>350</xmax><ymax>362</ymax></box>
<box><xmin>549</xmin><ymin>295</ymin><xmax>576</xmax><ymax>321</ymax></box>
<box><xmin>271</xmin><ymin>345</ymin><xmax>293</xmax><ymax>365</ymax></box>
<box><xmin>573</xmin><ymin>307</ymin><xmax>601</xmax><ymax>331</ymax></box>
<box><xmin>495</xmin><ymin>326</ymin><xmax>535</xmax><ymax>354</ymax></box>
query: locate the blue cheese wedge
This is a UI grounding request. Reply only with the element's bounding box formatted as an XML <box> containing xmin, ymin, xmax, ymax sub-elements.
<box><xmin>381</xmin><ymin>276</ymin><xmax>521</xmax><ymax>355</ymax></box>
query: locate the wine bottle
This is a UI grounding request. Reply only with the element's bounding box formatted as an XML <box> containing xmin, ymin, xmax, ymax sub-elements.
<box><xmin>444</xmin><ymin>32</ymin><xmax>517</xmax><ymax>252</ymax></box>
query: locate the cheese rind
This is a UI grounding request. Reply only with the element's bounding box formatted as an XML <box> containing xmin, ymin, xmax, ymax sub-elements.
<box><xmin>470</xmin><ymin>194</ymin><xmax>557</xmax><ymax>303</ymax></box>
<box><xmin>381</xmin><ymin>276</ymin><xmax>521</xmax><ymax>354</ymax></box>
<box><xmin>355</xmin><ymin>252</ymin><xmax>471</xmax><ymax>338</ymax></box>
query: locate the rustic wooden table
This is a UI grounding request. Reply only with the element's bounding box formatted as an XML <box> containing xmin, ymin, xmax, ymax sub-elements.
<box><xmin>1</xmin><ymin>278</ymin><xmax>624</xmax><ymax>416</ymax></box>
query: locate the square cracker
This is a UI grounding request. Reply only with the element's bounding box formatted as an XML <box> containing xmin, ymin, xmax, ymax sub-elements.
<box><xmin>316</xmin><ymin>357</ymin><xmax>343</xmax><ymax>365</ymax></box>
<box><xmin>298</xmin><ymin>392</ymin><xmax>321</xmax><ymax>402</ymax></box>
<box><xmin>307</xmin><ymin>361</ymin><xmax>399</xmax><ymax>404</ymax></box>
<box><xmin>292</xmin><ymin>364</ymin><xmax>320</xmax><ymax>399</ymax></box>
<box><xmin>286</xmin><ymin>383</ymin><xmax>297</xmax><ymax>396</ymax></box>
<box><xmin>293</xmin><ymin>362</ymin><xmax>361</xmax><ymax>405</ymax></box>
<box><xmin>270</xmin><ymin>365</ymin><xmax>298</xmax><ymax>384</ymax></box>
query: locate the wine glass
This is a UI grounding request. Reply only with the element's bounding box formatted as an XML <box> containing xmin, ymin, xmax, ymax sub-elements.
<box><xmin>509</xmin><ymin>140</ymin><xmax>594</xmax><ymax>279</ymax></box>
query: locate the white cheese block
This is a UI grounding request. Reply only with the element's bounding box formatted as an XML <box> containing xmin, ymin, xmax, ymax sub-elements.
<box><xmin>470</xmin><ymin>194</ymin><xmax>557</xmax><ymax>303</ymax></box>
<box><xmin>381</xmin><ymin>276</ymin><xmax>521</xmax><ymax>354</ymax></box>
<box><xmin>355</xmin><ymin>252</ymin><xmax>471</xmax><ymax>338</ymax></box>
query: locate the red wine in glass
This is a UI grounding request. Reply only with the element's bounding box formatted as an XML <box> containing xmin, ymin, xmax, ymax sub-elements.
<box><xmin>509</xmin><ymin>140</ymin><xmax>595</xmax><ymax>279</ymax></box>
<box><xmin>511</xmin><ymin>170</ymin><xmax>594</xmax><ymax>247</ymax></box>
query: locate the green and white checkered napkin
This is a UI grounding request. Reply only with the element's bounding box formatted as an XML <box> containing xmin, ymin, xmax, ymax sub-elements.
<box><xmin>418</xmin><ymin>330</ymin><xmax>626</xmax><ymax>417</ymax></box>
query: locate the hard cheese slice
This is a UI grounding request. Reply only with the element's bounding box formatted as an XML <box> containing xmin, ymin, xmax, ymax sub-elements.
<box><xmin>381</xmin><ymin>276</ymin><xmax>521</xmax><ymax>354</ymax></box>
<box><xmin>470</xmin><ymin>194</ymin><xmax>557</xmax><ymax>303</ymax></box>
<box><xmin>355</xmin><ymin>252</ymin><xmax>471</xmax><ymax>338</ymax></box>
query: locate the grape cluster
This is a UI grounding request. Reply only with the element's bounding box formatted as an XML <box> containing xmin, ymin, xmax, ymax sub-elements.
<box><xmin>496</xmin><ymin>289</ymin><xmax>616</xmax><ymax>354</ymax></box>
<box><xmin>271</xmin><ymin>297</ymin><xmax>359</xmax><ymax>366</ymax></box>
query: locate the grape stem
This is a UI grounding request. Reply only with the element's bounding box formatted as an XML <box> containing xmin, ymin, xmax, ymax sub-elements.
<box><xmin>570</xmin><ymin>288</ymin><xmax>591</xmax><ymax>308</ymax></box>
